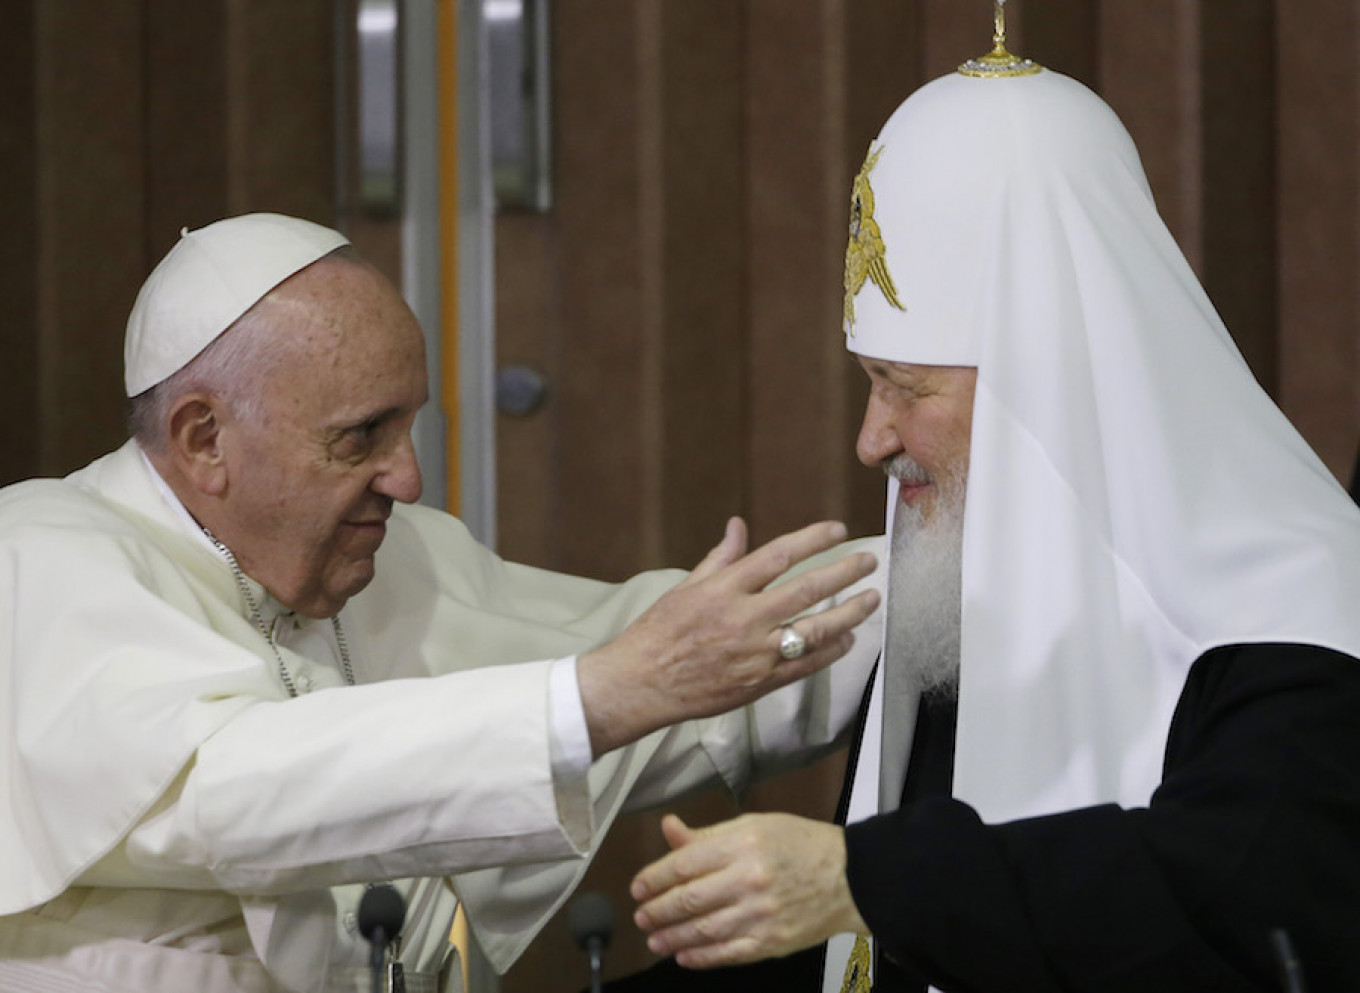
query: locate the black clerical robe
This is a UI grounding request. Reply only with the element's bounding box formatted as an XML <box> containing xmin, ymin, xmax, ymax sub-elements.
<box><xmin>600</xmin><ymin>643</ymin><xmax>1360</xmax><ymax>993</ymax></box>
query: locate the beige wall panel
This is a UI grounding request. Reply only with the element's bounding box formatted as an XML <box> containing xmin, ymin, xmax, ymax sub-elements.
<box><xmin>0</xmin><ymin>3</ymin><xmax>40</xmax><ymax>485</ymax></box>
<box><xmin>657</xmin><ymin>0</ymin><xmax>747</xmax><ymax>565</ymax></box>
<box><xmin>225</xmin><ymin>0</ymin><xmax>336</xmax><ymax>220</ymax></box>
<box><xmin>1100</xmin><ymin>0</ymin><xmax>1203</xmax><ymax>269</ymax></box>
<box><xmin>1021</xmin><ymin>0</ymin><xmax>1099</xmax><ymax>86</ymax></box>
<box><xmin>36</xmin><ymin>0</ymin><xmax>147</xmax><ymax>476</ymax></box>
<box><xmin>145</xmin><ymin>0</ymin><xmax>231</xmax><ymax>251</ymax></box>
<box><xmin>1277</xmin><ymin>0</ymin><xmax>1360</xmax><ymax>478</ymax></box>
<box><xmin>843</xmin><ymin>0</ymin><xmax>922</xmax><ymax>155</ymax></box>
<box><xmin>1199</xmin><ymin>0</ymin><xmax>1277</xmax><ymax>388</ymax></box>
<box><xmin>552</xmin><ymin>0</ymin><xmax>662</xmax><ymax>580</ymax></box>
<box><xmin>745</xmin><ymin>0</ymin><xmax>850</xmax><ymax>544</ymax></box>
<box><xmin>922</xmin><ymin>0</ymin><xmax>988</xmax><ymax>81</ymax></box>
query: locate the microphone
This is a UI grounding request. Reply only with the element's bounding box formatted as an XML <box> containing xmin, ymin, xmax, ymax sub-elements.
<box><xmin>358</xmin><ymin>884</ymin><xmax>406</xmax><ymax>993</ymax></box>
<box><xmin>568</xmin><ymin>891</ymin><xmax>614</xmax><ymax>993</ymax></box>
<box><xmin>1270</xmin><ymin>928</ymin><xmax>1309</xmax><ymax>993</ymax></box>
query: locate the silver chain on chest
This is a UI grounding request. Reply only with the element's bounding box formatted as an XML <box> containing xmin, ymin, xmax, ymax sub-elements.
<box><xmin>204</xmin><ymin>531</ymin><xmax>355</xmax><ymax>697</ymax></box>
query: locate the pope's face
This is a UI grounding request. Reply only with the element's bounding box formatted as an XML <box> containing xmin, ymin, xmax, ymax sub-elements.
<box><xmin>214</xmin><ymin>258</ymin><xmax>428</xmax><ymax>618</ymax></box>
<box><xmin>854</xmin><ymin>357</ymin><xmax>976</xmax><ymax>519</ymax></box>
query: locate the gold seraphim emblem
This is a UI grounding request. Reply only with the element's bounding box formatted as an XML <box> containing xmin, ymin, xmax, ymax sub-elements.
<box><xmin>844</xmin><ymin>143</ymin><xmax>905</xmax><ymax>336</ymax></box>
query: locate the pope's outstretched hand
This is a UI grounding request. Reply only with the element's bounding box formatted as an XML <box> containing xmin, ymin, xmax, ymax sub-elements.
<box><xmin>577</xmin><ymin>518</ymin><xmax>879</xmax><ymax>756</ymax></box>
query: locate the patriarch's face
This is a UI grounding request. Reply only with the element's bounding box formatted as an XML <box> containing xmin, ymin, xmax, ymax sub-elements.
<box><xmin>854</xmin><ymin>357</ymin><xmax>976</xmax><ymax>519</ymax></box>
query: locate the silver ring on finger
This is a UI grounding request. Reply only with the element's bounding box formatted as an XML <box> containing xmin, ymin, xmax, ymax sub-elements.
<box><xmin>778</xmin><ymin>624</ymin><xmax>808</xmax><ymax>661</ymax></box>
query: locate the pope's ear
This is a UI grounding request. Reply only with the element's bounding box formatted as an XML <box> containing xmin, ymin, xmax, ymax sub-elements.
<box><xmin>166</xmin><ymin>393</ymin><xmax>229</xmax><ymax>496</ymax></box>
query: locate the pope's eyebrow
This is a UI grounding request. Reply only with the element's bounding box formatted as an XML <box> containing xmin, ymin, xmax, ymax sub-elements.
<box><xmin>328</xmin><ymin>406</ymin><xmax>402</xmax><ymax>437</ymax></box>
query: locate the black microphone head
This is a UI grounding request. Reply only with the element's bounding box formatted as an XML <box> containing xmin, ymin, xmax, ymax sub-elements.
<box><xmin>568</xmin><ymin>891</ymin><xmax>614</xmax><ymax>950</ymax></box>
<box><xmin>358</xmin><ymin>884</ymin><xmax>406</xmax><ymax>944</ymax></box>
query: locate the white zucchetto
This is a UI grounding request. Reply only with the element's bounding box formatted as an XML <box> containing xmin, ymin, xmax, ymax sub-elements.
<box><xmin>124</xmin><ymin>213</ymin><xmax>349</xmax><ymax>397</ymax></box>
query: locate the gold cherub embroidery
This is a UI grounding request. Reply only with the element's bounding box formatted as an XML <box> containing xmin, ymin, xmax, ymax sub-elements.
<box><xmin>844</xmin><ymin>143</ymin><xmax>905</xmax><ymax>335</ymax></box>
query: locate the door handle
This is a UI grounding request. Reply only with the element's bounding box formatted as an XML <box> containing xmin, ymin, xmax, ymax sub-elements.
<box><xmin>495</xmin><ymin>365</ymin><xmax>548</xmax><ymax>417</ymax></box>
<box><xmin>358</xmin><ymin>0</ymin><xmax>400</xmax><ymax>215</ymax></box>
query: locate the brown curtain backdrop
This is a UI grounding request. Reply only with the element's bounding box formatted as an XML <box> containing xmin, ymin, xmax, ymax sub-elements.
<box><xmin>2</xmin><ymin>2</ymin><xmax>1359</xmax><ymax>990</ymax></box>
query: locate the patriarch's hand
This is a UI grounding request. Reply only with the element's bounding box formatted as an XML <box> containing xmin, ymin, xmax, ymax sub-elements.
<box><xmin>630</xmin><ymin>813</ymin><xmax>868</xmax><ymax>968</ymax></box>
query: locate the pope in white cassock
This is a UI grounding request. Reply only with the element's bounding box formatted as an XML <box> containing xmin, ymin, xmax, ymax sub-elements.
<box><xmin>628</xmin><ymin>28</ymin><xmax>1360</xmax><ymax>993</ymax></box>
<box><xmin>0</xmin><ymin>214</ymin><xmax>884</xmax><ymax>993</ymax></box>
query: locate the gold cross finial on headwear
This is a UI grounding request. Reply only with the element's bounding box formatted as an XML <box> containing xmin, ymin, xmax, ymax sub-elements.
<box><xmin>958</xmin><ymin>0</ymin><xmax>1042</xmax><ymax>77</ymax></box>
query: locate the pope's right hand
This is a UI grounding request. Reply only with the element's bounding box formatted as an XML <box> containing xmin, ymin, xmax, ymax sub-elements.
<box><xmin>577</xmin><ymin>517</ymin><xmax>879</xmax><ymax>756</ymax></box>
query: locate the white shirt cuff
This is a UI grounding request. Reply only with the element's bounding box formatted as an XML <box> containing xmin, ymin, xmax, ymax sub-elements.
<box><xmin>548</xmin><ymin>655</ymin><xmax>593</xmax><ymax>780</ymax></box>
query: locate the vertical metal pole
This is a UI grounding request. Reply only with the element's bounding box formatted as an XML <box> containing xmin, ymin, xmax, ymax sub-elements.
<box><xmin>449</xmin><ymin>0</ymin><xmax>498</xmax><ymax>545</ymax></box>
<box><xmin>400</xmin><ymin>0</ymin><xmax>452</xmax><ymax>514</ymax></box>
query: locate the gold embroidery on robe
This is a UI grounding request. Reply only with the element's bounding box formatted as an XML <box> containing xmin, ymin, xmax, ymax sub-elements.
<box><xmin>839</xmin><ymin>935</ymin><xmax>873</xmax><ymax>993</ymax></box>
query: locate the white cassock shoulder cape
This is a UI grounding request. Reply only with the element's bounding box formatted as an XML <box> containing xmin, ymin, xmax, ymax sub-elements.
<box><xmin>0</xmin><ymin>440</ymin><xmax>880</xmax><ymax>990</ymax></box>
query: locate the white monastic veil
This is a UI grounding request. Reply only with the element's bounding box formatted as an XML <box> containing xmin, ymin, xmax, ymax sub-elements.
<box><xmin>833</xmin><ymin>66</ymin><xmax>1360</xmax><ymax>989</ymax></box>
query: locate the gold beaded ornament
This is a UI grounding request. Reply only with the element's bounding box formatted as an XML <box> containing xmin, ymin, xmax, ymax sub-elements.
<box><xmin>958</xmin><ymin>0</ymin><xmax>1042</xmax><ymax>78</ymax></box>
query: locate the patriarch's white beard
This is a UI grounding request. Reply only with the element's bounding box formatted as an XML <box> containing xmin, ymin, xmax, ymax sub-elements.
<box><xmin>885</xmin><ymin>456</ymin><xmax>966</xmax><ymax>700</ymax></box>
